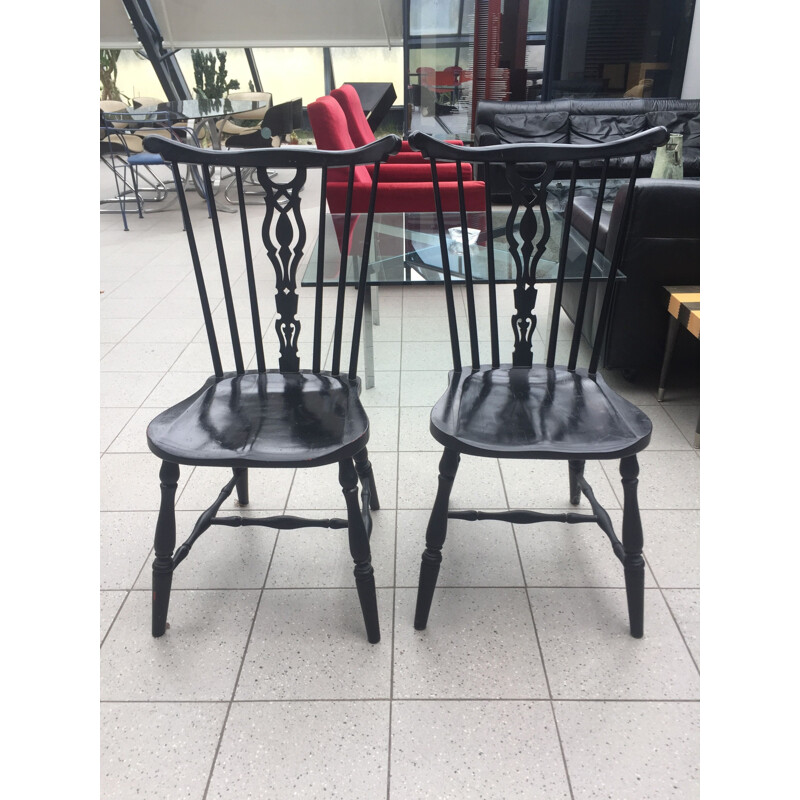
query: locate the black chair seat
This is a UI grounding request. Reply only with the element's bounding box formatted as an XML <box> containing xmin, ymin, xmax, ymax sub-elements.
<box><xmin>147</xmin><ymin>371</ymin><xmax>369</xmax><ymax>469</ymax></box>
<box><xmin>430</xmin><ymin>366</ymin><xmax>652</xmax><ymax>460</ymax></box>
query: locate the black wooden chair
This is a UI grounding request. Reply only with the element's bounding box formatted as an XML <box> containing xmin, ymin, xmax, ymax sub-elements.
<box><xmin>141</xmin><ymin>132</ymin><xmax>401</xmax><ymax>643</ymax></box>
<box><xmin>407</xmin><ymin>126</ymin><xmax>668</xmax><ymax>638</ymax></box>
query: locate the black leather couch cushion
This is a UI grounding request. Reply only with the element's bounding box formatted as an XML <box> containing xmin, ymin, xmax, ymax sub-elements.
<box><xmin>569</xmin><ymin>114</ymin><xmax>649</xmax><ymax>145</ymax></box>
<box><xmin>493</xmin><ymin>112</ymin><xmax>570</xmax><ymax>144</ymax></box>
<box><xmin>475</xmin><ymin>99</ymin><xmax>700</xmax><ymax>181</ymax></box>
<box><xmin>644</xmin><ymin>110</ymin><xmax>700</xmax><ymax>172</ymax></box>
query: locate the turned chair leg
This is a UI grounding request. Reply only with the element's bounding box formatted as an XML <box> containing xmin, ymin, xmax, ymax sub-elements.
<box><xmin>340</xmin><ymin>458</ymin><xmax>380</xmax><ymax>643</ymax></box>
<box><xmin>234</xmin><ymin>467</ymin><xmax>249</xmax><ymax>506</ymax></box>
<box><xmin>620</xmin><ymin>455</ymin><xmax>645</xmax><ymax>638</ymax></box>
<box><xmin>152</xmin><ymin>461</ymin><xmax>180</xmax><ymax>637</ymax></box>
<box><xmin>414</xmin><ymin>447</ymin><xmax>460</xmax><ymax>630</ymax></box>
<box><xmin>568</xmin><ymin>459</ymin><xmax>585</xmax><ymax>506</ymax></box>
<box><xmin>353</xmin><ymin>448</ymin><xmax>380</xmax><ymax>511</ymax></box>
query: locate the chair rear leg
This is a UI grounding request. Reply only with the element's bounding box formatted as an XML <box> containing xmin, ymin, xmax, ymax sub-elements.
<box><xmin>152</xmin><ymin>461</ymin><xmax>180</xmax><ymax>637</ymax></box>
<box><xmin>340</xmin><ymin>458</ymin><xmax>380</xmax><ymax>643</ymax></box>
<box><xmin>620</xmin><ymin>455</ymin><xmax>645</xmax><ymax>638</ymax></box>
<box><xmin>568</xmin><ymin>459</ymin><xmax>585</xmax><ymax>505</ymax></box>
<box><xmin>354</xmin><ymin>448</ymin><xmax>380</xmax><ymax>510</ymax></box>
<box><xmin>414</xmin><ymin>447</ymin><xmax>460</xmax><ymax>630</ymax></box>
<box><xmin>234</xmin><ymin>468</ymin><xmax>249</xmax><ymax>506</ymax></box>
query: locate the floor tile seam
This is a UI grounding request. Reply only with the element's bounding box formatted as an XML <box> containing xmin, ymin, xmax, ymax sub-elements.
<box><xmin>386</xmin><ymin>288</ymin><xmax>404</xmax><ymax>800</ymax></box>
<box><xmin>144</xmin><ymin>293</ymin><xmax>224</xmax><ymax>322</ymax></box>
<box><xmin>203</xmin><ymin>588</ymin><xmax>266</xmax><ymax>800</ymax></box>
<box><xmin>100</xmin><ymin>587</ymin><xmax>135</xmax><ymax>650</ymax></box>
<box><xmin>106</xmin><ymin>503</ymin><xmax>707</xmax><ymax>513</ymax></box>
<box><xmin>115</xmin><ymin>583</ymin><xmax>690</xmax><ymax>591</ymax></box>
<box><xmin>101</xmin><ymin>407</ymin><xmax>141</xmax><ymax>456</ymax></box>
<box><xmin>657</xmin><ymin>580</ymin><xmax>700</xmax><ymax>674</ymax></box>
<box><xmin>506</xmin><ymin>474</ymin><xmax>576</xmax><ymax>796</ymax></box>
<box><xmin>99</xmin><ymin>696</ymin><xmax>701</xmax><ymax>704</ymax></box>
<box><xmin>201</xmin><ymin>534</ymin><xmax>278</xmax><ymax>800</ymax></box>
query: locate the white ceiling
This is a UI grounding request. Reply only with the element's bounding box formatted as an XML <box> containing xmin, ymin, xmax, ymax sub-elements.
<box><xmin>100</xmin><ymin>0</ymin><xmax>404</xmax><ymax>48</ymax></box>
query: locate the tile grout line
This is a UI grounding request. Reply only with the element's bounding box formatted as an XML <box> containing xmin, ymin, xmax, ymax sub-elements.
<box><xmin>385</xmin><ymin>287</ymin><xmax>406</xmax><ymax>800</ymax></box>
<box><xmin>201</xmin><ymin>475</ymin><xmax>290</xmax><ymax>800</ymax></box>
<box><xmin>499</xmin><ymin>456</ymin><xmax>576</xmax><ymax>800</ymax></box>
<box><xmin>99</xmin><ymin>696</ymin><xmax>701</xmax><ymax>705</ymax></box>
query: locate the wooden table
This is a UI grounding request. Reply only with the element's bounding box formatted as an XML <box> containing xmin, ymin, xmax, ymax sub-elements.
<box><xmin>658</xmin><ymin>285</ymin><xmax>700</xmax><ymax>446</ymax></box>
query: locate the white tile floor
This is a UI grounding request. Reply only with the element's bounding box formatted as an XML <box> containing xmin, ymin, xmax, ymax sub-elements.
<box><xmin>99</xmin><ymin>166</ymin><xmax>700</xmax><ymax>799</ymax></box>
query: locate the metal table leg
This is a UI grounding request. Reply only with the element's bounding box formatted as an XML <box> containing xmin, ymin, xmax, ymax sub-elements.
<box><xmin>657</xmin><ymin>316</ymin><xmax>680</xmax><ymax>402</ymax></box>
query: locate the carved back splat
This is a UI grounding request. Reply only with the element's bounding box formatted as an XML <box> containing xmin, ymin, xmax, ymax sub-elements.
<box><xmin>257</xmin><ymin>166</ymin><xmax>306</xmax><ymax>372</ymax></box>
<box><xmin>505</xmin><ymin>162</ymin><xmax>555</xmax><ymax>367</ymax></box>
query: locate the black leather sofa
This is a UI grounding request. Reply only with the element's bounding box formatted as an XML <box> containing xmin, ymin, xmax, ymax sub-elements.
<box><xmin>561</xmin><ymin>178</ymin><xmax>700</xmax><ymax>374</ymax></box>
<box><xmin>474</xmin><ymin>98</ymin><xmax>700</xmax><ymax>182</ymax></box>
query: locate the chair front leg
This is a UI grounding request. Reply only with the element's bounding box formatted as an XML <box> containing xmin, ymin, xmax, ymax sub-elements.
<box><xmin>353</xmin><ymin>447</ymin><xmax>380</xmax><ymax>511</ymax></box>
<box><xmin>414</xmin><ymin>447</ymin><xmax>460</xmax><ymax>630</ymax></box>
<box><xmin>152</xmin><ymin>461</ymin><xmax>180</xmax><ymax>637</ymax></box>
<box><xmin>340</xmin><ymin>458</ymin><xmax>380</xmax><ymax>643</ymax></box>
<box><xmin>620</xmin><ymin>455</ymin><xmax>645</xmax><ymax>638</ymax></box>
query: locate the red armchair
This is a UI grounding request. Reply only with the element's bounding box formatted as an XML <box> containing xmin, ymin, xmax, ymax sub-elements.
<box><xmin>307</xmin><ymin>95</ymin><xmax>485</xmax><ymax>214</ymax></box>
<box><xmin>331</xmin><ymin>83</ymin><xmax>467</xmax><ymax>167</ymax></box>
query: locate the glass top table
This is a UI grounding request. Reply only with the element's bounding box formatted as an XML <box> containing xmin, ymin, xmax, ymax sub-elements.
<box><xmin>302</xmin><ymin>209</ymin><xmax>619</xmax><ymax>388</ymax></box>
<box><xmin>302</xmin><ymin>209</ymin><xmax>613</xmax><ymax>287</ymax></box>
<box><xmin>103</xmin><ymin>99</ymin><xmax>271</xmax><ymax>210</ymax></box>
<box><xmin>105</xmin><ymin>98</ymin><xmax>269</xmax><ymax>127</ymax></box>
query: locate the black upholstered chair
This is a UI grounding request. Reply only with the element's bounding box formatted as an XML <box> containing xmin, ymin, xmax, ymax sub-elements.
<box><xmin>141</xmin><ymin>132</ymin><xmax>401</xmax><ymax>643</ymax></box>
<box><xmin>224</xmin><ymin>98</ymin><xmax>302</xmax><ymax>149</ymax></box>
<box><xmin>407</xmin><ymin>126</ymin><xmax>668</xmax><ymax>639</ymax></box>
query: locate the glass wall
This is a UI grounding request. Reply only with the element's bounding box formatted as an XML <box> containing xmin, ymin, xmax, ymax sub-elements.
<box><xmin>329</xmin><ymin>47</ymin><xmax>404</xmax><ymax>99</ymax></box>
<box><xmin>407</xmin><ymin>0</ymin><xmax>548</xmax><ymax>140</ymax></box>
<box><xmin>175</xmin><ymin>48</ymin><xmax>253</xmax><ymax>98</ymax></box>
<box><xmin>250</xmin><ymin>48</ymin><xmax>325</xmax><ymax>107</ymax></box>
<box><xmin>105</xmin><ymin>49</ymin><xmax>164</xmax><ymax>103</ymax></box>
<box><xmin>545</xmin><ymin>0</ymin><xmax>696</xmax><ymax>98</ymax></box>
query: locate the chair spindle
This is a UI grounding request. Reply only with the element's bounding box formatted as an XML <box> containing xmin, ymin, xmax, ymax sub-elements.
<box><xmin>203</xmin><ymin>163</ymin><xmax>246</xmax><ymax>375</ymax></box>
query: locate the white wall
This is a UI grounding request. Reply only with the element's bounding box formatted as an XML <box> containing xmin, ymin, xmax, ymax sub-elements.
<box><xmin>681</xmin><ymin>0</ymin><xmax>700</xmax><ymax>98</ymax></box>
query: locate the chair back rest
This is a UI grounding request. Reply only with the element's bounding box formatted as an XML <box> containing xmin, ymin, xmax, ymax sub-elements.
<box><xmin>228</xmin><ymin>91</ymin><xmax>273</xmax><ymax>120</ymax></box>
<box><xmin>110</xmin><ymin>110</ymin><xmax>203</xmax><ymax>149</ymax></box>
<box><xmin>143</xmin><ymin>134</ymin><xmax>401</xmax><ymax>379</ymax></box>
<box><xmin>131</xmin><ymin>96</ymin><xmax>165</xmax><ymax>108</ymax></box>
<box><xmin>407</xmin><ymin>127</ymin><xmax>669</xmax><ymax>375</ymax></box>
<box><xmin>100</xmin><ymin>100</ymin><xmax>129</xmax><ymax>129</ymax></box>
<box><xmin>331</xmin><ymin>84</ymin><xmax>376</xmax><ymax>149</ymax></box>
<box><xmin>261</xmin><ymin>99</ymin><xmax>300</xmax><ymax>137</ymax></box>
<box><xmin>307</xmin><ymin>96</ymin><xmax>372</xmax><ymax>184</ymax></box>
<box><xmin>100</xmin><ymin>111</ymin><xmax>144</xmax><ymax>155</ymax></box>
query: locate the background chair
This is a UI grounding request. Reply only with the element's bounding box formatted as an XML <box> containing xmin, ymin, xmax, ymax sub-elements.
<box><xmin>331</xmin><ymin>83</ymin><xmax>466</xmax><ymax>165</ymax></box>
<box><xmin>100</xmin><ymin>111</ymin><xmax>146</xmax><ymax>230</ymax></box>
<box><xmin>222</xmin><ymin>98</ymin><xmax>301</xmax><ymax>202</ymax></box>
<box><xmin>217</xmin><ymin>90</ymin><xmax>273</xmax><ymax>141</ymax></box>
<box><xmin>407</xmin><ymin>126</ymin><xmax>668</xmax><ymax>639</ymax></box>
<box><xmin>308</xmin><ymin>95</ymin><xmax>484</xmax><ymax>214</ymax></box>
<box><xmin>224</xmin><ymin>97</ymin><xmax>301</xmax><ymax>149</ymax></box>
<box><xmin>131</xmin><ymin>96</ymin><xmax>166</xmax><ymax>108</ymax></box>
<box><xmin>141</xmin><ymin>131</ymin><xmax>402</xmax><ymax>644</ymax></box>
<box><xmin>100</xmin><ymin>100</ymin><xmax>129</xmax><ymax>128</ymax></box>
